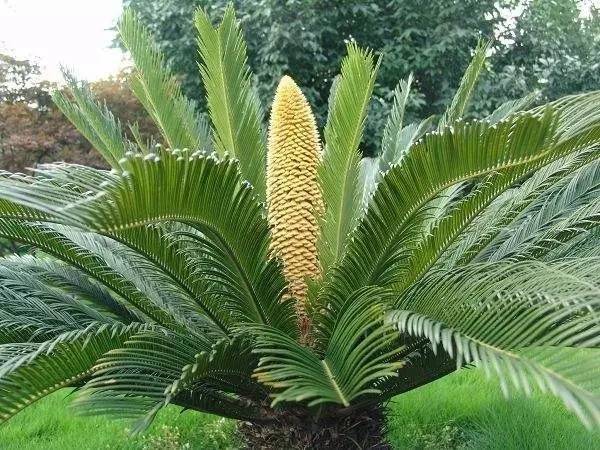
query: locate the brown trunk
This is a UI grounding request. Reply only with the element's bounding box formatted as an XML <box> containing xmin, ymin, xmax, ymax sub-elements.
<box><xmin>238</xmin><ymin>405</ymin><xmax>390</xmax><ymax>449</ymax></box>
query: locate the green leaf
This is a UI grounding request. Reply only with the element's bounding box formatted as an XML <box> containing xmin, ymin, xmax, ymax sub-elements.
<box><xmin>359</xmin><ymin>115</ymin><xmax>434</xmax><ymax>210</ymax></box>
<box><xmin>483</xmin><ymin>158</ymin><xmax>600</xmax><ymax>262</ymax></box>
<box><xmin>0</xmin><ymin>220</ymin><xmax>181</xmax><ymax>329</ymax></box>
<box><xmin>318</xmin><ymin>44</ymin><xmax>380</xmax><ymax>271</ymax></box>
<box><xmin>251</xmin><ymin>287</ymin><xmax>403</xmax><ymax>408</ymax></box>
<box><xmin>486</xmin><ymin>92</ymin><xmax>538</xmax><ymax>125</ymax></box>
<box><xmin>380</xmin><ymin>74</ymin><xmax>413</xmax><ymax>165</ymax></box>
<box><xmin>390</xmin><ymin>258</ymin><xmax>600</xmax><ymax>428</ymax></box>
<box><xmin>323</xmin><ymin>109</ymin><xmax>566</xmax><ymax>312</ymax></box>
<box><xmin>0</xmin><ymin>153</ymin><xmax>296</xmax><ymax>336</ymax></box>
<box><xmin>119</xmin><ymin>9</ymin><xmax>211</xmax><ymax>152</ymax></box>
<box><xmin>438</xmin><ymin>40</ymin><xmax>489</xmax><ymax>129</ymax></box>
<box><xmin>74</xmin><ymin>331</ymin><xmax>261</xmax><ymax>431</ymax></box>
<box><xmin>72</xmin><ymin>329</ymin><xmax>206</xmax><ymax>429</ymax></box>
<box><xmin>196</xmin><ymin>5</ymin><xmax>267</xmax><ymax>201</ymax></box>
<box><xmin>52</xmin><ymin>70</ymin><xmax>133</xmax><ymax>169</ymax></box>
<box><xmin>0</xmin><ymin>323</ymin><xmax>148</xmax><ymax>424</ymax></box>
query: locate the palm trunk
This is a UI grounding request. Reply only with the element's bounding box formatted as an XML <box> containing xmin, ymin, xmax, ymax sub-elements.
<box><xmin>238</xmin><ymin>405</ymin><xmax>390</xmax><ymax>449</ymax></box>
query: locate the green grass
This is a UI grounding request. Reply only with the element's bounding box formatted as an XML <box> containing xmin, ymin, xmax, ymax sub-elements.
<box><xmin>0</xmin><ymin>393</ymin><xmax>238</xmax><ymax>450</ymax></box>
<box><xmin>387</xmin><ymin>369</ymin><xmax>600</xmax><ymax>449</ymax></box>
<box><xmin>1</xmin><ymin>369</ymin><xmax>598</xmax><ymax>449</ymax></box>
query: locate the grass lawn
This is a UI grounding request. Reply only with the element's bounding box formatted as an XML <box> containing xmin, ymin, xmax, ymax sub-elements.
<box><xmin>1</xmin><ymin>369</ymin><xmax>598</xmax><ymax>449</ymax></box>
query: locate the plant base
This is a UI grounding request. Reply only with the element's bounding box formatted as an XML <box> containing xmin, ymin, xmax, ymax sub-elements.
<box><xmin>238</xmin><ymin>405</ymin><xmax>390</xmax><ymax>449</ymax></box>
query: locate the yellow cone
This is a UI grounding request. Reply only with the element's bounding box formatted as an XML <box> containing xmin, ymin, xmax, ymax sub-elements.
<box><xmin>267</xmin><ymin>76</ymin><xmax>322</xmax><ymax>335</ymax></box>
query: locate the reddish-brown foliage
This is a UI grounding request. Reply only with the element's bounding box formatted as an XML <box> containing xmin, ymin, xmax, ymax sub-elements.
<box><xmin>0</xmin><ymin>71</ymin><xmax>157</xmax><ymax>173</ymax></box>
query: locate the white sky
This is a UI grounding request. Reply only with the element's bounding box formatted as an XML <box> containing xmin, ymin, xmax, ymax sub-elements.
<box><xmin>0</xmin><ymin>0</ymin><xmax>125</xmax><ymax>83</ymax></box>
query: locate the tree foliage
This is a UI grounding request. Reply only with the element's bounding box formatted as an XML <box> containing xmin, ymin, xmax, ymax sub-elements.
<box><xmin>474</xmin><ymin>0</ymin><xmax>600</xmax><ymax>115</ymax></box>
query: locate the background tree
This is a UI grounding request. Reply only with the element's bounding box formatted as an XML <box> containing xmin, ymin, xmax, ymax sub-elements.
<box><xmin>120</xmin><ymin>0</ymin><xmax>506</xmax><ymax>153</ymax></box>
<box><xmin>474</xmin><ymin>0</ymin><xmax>600</xmax><ymax>115</ymax></box>
<box><xmin>0</xmin><ymin>53</ymin><xmax>52</xmax><ymax>106</ymax></box>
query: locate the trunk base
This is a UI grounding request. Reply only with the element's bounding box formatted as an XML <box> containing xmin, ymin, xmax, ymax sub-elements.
<box><xmin>238</xmin><ymin>405</ymin><xmax>390</xmax><ymax>449</ymax></box>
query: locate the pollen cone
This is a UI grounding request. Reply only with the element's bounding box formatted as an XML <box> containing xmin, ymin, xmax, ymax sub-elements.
<box><xmin>267</xmin><ymin>76</ymin><xmax>322</xmax><ymax>335</ymax></box>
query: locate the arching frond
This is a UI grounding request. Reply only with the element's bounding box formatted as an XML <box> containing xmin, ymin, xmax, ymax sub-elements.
<box><xmin>72</xmin><ymin>329</ymin><xmax>207</xmax><ymax>428</ymax></box>
<box><xmin>442</xmin><ymin>149</ymin><xmax>598</xmax><ymax>268</ymax></box>
<box><xmin>318</xmin><ymin>44</ymin><xmax>379</xmax><ymax>271</ymax></box>
<box><xmin>380</xmin><ymin>74</ymin><xmax>413</xmax><ymax>168</ymax></box>
<box><xmin>532</xmin><ymin>91</ymin><xmax>600</xmax><ymax>139</ymax></box>
<box><xmin>0</xmin><ymin>182</ymin><xmax>238</xmax><ymax>335</ymax></box>
<box><xmin>74</xmin><ymin>331</ymin><xmax>262</xmax><ymax>432</ymax></box>
<box><xmin>196</xmin><ymin>5</ymin><xmax>267</xmax><ymax>200</ymax></box>
<box><xmin>16</xmin><ymin>256</ymin><xmax>136</xmax><ymax>322</ymax></box>
<box><xmin>0</xmin><ymin>220</ymin><xmax>181</xmax><ymax>329</ymax></box>
<box><xmin>0</xmin><ymin>322</ymin><xmax>149</xmax><ymax>424</ymax></box>
<box><xmin>119</xmin><ymin>9</ymin><xmax>211</xmax><ymax>152</ymax></box>
<box><xmin>545</xmin><ymin>227</ymin><xmax>600</xmax><ymax>260</ymax></box>
<box><xmin>164</xmin><ymin>336</ymin><xmax>260</xmax><ymax>404</ymax></box>
<box><xmin>0</xmin><ymin>153</ymin><xmax>296</xmax><ymax>335</ymax></box>
<box><xmin>0</xmin><ymin>256</ymin><xmax>115</xmax><ymax>330</ymax></box>
<box><xmin>0</xmin><ymin>207</ymin><xmax>232</xmax><ymax>336</ymax></box>
<box><xmin>438</xmin><ymin>40</ymin><xmax>489</xmax><ymax>129</ymax></box>
<box><xmin>251</xmin><ymin>288</ymin><xmax>403</xmax><ymax>407</ymax></box>
<box><xmin>52</xmin><ymin>70</ymin><xmax>133</xmax><ymax>169</ymax></box>
<box><xmin>390</xmin><ymin>258</ymin><xmax>600</xmax><ymax>427</ymax></box>
<box><xmin>323</xmin><ymin>108</ymin><xmax>574</xmax><ymax>312</ymax></box>
<box><xmin>486</xmin><ymin>92</ymin><xmax>538</xmax><ymax>125</ymax></box>
<box><xmin>483</xmin><ymin>158</ymin><xmax>600</xmax><ymax>262</ymax></box>
<box><xmin>359</xmin><ymin>115</ymin><xmax>434</xmax><ymax>210</ymax></box>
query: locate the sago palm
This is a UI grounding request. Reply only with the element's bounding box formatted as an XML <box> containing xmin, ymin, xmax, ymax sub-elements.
<box><xmin>0</xmin><ymin>7</ymin><xmax>599</xmax><ymax>449</ymax></box>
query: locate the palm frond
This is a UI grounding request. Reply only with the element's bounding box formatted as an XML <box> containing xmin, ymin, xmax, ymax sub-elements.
<box><xmin>531</xmin><ymin>91</ymin><xmax>600</xmax><ymax>139</ymax></box>
<box><xmin>53</xmin><ymin>224</ymin><xmax>225</xmax><ymax>331</ymax></box>
<box><xmin>359</xmin><ymin>115</ymin><xmax>434</xmax><ymax>210</ymax></box>
<box><xmin>72</xmin><ymin>329</ymin><xmax>209</xmax><ymax>429</ymax></box>
<box><xmin>0</xmin><ymin>191</ymin><xmax>233</xmax><ymax>336</ymax></box>
<box><xmin>0</xmin><ymin>153</ymin><xmax>296</xmax><ymax>335</ymax></box>
<box><xmin>15</xmin><ymin>256</ymin><xmax>139</xmax><ymax>323</ymax></box>
<box><xmin>119</xmin><ymin>9</ymin><xmax>211</xmax><ymax>152</ymax></box>
<box><xmin>251</xmin><ymin>288</ymin><xmax>403</xmax><ymax>407</ymax></box>
<box><xmin>380</xmin><ymin>74</ymin><xmax>413</xmax><ymax>167</ymax></box>
<box><xmin>349</xmin><ymin>96</ymin><xmax>600</xmax><ymax>304</ymax></box>
<box><xmin>0</xmin><ymin>322</ymin><xmax>149</xmax><ymax>423</ymax></box>
<box><xmin>549</xmin><ymin>227</ymin><xmax>600</xmax><ymax>259</ymax></box>
<box><xmin>323</xmin><ymin>108</ymin><xmax>569</xmax><ymax>311</ymax></box>
<box><xmin>164</xmin><ymin>336</ymin><xmax>260</xmax><ymax>403</ymax></box>
<box><xmin>52</xmin><ymin>70</ymin><xmax>133</xmax><ymax>169</ymax></box>
<box><xmin>438</xmin><ymin>40</ymin><xmax>489</xmax><ymax>129</ymax></box>
<box><xmin>446</xmin><ymin>148</ymin><xmax>599</xmax><ymax>268</ymax></box>
<box><xmin>0</xmin><ymin>219</ymin><xmax>182</xmax><ymax>328</ymax></box>
<box><xmin>390</xmin><ymin>258</ymin><xmax>600</xmax><ymax>427</ymax></box>
<box><xmin>0</xmin><ymin>256</ymin><xmax>116</xmax><ymax>330</ymax></box>
<box><xmin>74</xmin><ymin>331</ymin><xmax>261</xmax><ymax>431</ymax></box>
<box><xmin>486</xmin><ymin>92</ymin><xmax>538</xmax><ymax>125</ymax></box>
<box><xmin>196</xmin><ymin>5</ymin><xmax>266</xmax><ymax>200</ymax></box>
<box><xmin>483</xmin><ymin>158</ymin><xmax>600</xmax><ymax>262</ymax></box>
<box><xmin>318</xmin><ymin>44</ymin><xmax>379</xmax><ymax>271</ymax></box>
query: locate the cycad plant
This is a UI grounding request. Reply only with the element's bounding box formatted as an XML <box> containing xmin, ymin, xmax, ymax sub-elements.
<box><xmin>0</xmin><ymin>7</ymin><xmax>599</xmax><ymax>449</ymax></box>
